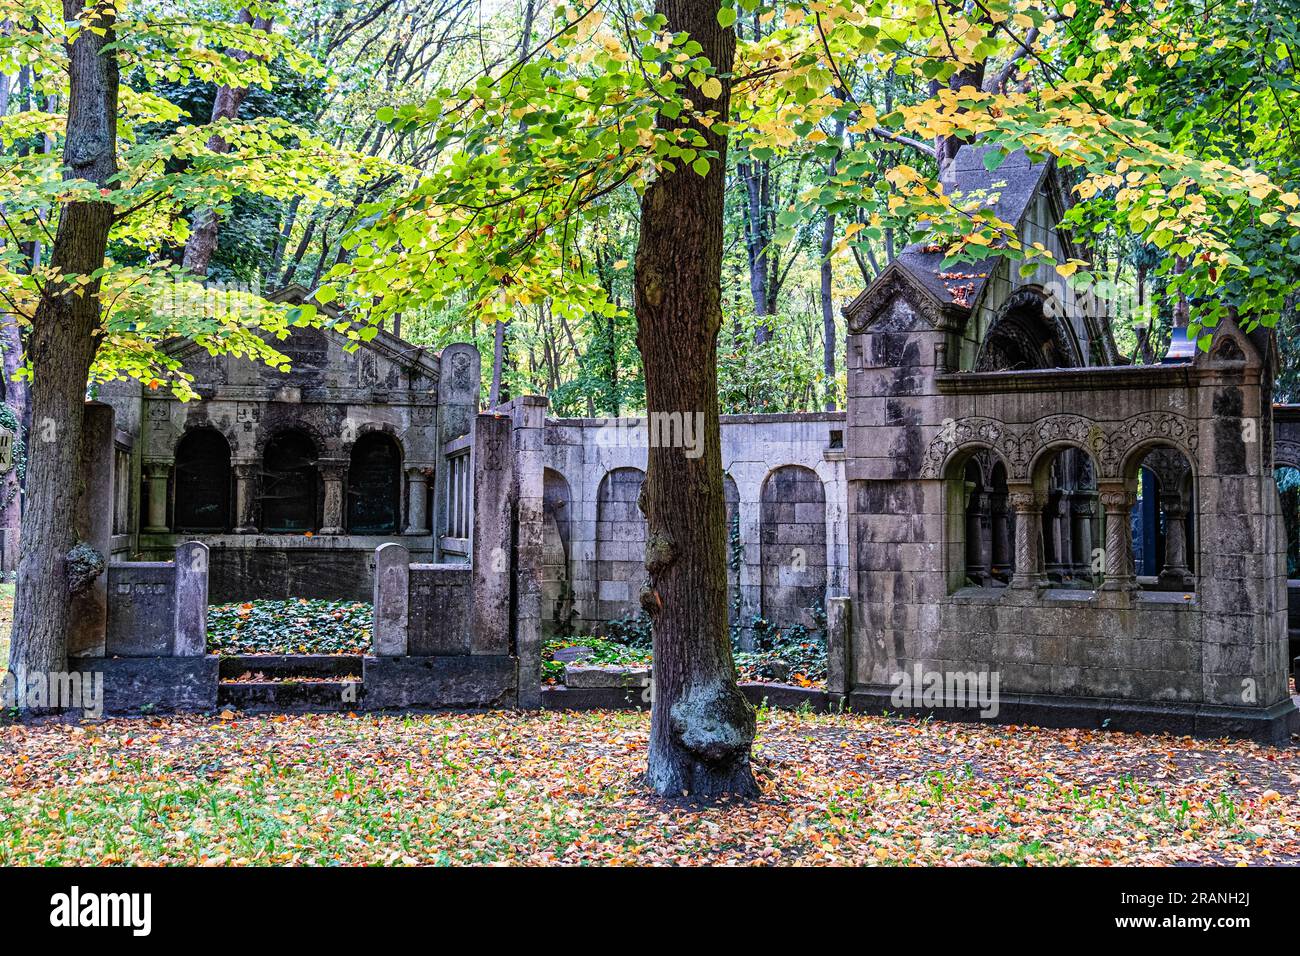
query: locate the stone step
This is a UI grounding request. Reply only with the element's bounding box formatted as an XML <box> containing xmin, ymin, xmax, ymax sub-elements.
<box><xmin>218</xmin><ymin>680</ymin><xmax>361</xmax><ymax>713</ymax></box>
<box><xmin>218</xmin><ymin>654</ymin><xmax>363</xmax><ymax>681</ymax></box>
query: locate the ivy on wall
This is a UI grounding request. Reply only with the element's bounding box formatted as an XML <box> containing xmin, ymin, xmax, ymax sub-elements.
<box><xmin>0</xmin><ymin>403</ymin><xmax>25</xmax><ymax>515</ymax></box>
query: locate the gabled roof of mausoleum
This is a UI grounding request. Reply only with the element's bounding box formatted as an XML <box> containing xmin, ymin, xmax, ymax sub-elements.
<box><xmin>844</xmin><ymin>144</ymin><xmax>1075</xmax><ymax>331</ymax></box>
<box><xmin>159</xmin><ymin>282</ymin><xmax>442</xmax><ymax>380</ymax></box>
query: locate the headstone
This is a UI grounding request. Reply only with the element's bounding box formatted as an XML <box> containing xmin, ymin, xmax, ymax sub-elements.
<box><xmin>552</xmin><ymin>645</ymin><xmax>594</xmax><ymax>664</ymax></box>
<box><xmin>373</xmin><ymin>543</ymin><xmax>410</xmax><ymax>656</ymax></box>
<box><xmin>173</xmin><ymin>541</ymin><xmax>209</xmax><ymax>656</ymax></box>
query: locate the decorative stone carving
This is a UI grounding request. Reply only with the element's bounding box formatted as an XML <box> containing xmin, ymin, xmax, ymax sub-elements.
<box><xmin>921</xmin><ymin>412</ymin><xmax>1199</xmax><ymax>481</ymax></box>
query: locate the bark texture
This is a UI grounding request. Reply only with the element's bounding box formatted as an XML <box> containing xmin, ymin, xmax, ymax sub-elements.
<box><xmin>8</xmin><ymin>1</ymin><xmax>118</xmax><ymax>685</ymax></box>
<box><xmin>636</xmin><ymin>0</ymin><xmax>757</xmax><ymax>799</ymax></box>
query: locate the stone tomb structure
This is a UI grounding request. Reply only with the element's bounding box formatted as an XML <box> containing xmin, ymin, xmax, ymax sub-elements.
<box><xmin>100</xmin><ymin>286</ymin><xmax>482</xmax><ymax>602</ymax></box>
<box><xmin>838</xmin><ymin>145</ymin><xmax>1296</xmax><ymax>742</ymax></box>
<box><xmin>77</xmin><ymin>290</ymin><xmax>531</xmax><ymax>711</ymax></box>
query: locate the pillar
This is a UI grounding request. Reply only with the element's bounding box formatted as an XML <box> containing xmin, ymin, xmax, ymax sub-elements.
<box><xmin>825</xmin><ymin>595</ymin><xmax>852</xmax><ymax>697</ymax></box>
<box><xmin>989</xmin><ymin>492</ymin><xmax>1011</xmax><ymax>584</ymax></box>
<box><xmin>1070</xmin><ymin>495</ymin><xmax>1096</xmax><ymax>584</ymax></box>
<box><xmin>1008</xmin><ymin>489</ymin><xmax>1044</xmax><ymax>589</ymax></box>
<box><xmin>404</xmin><ymin>466</ymin><xmax>431</xmax><ymax>535</ymax></box>
<box><xmin>233</xmin><ymin>462</ymin><xmax>258</xmax><ymax>534</ymax></box>
<box><xmin>173</xmin><ymin>540</ymin><xmax>209</xmax><ymax>656</ymax></box>
<box><xmin>373</xmin><ymin>542</ymin><xmax>410</xmax><ymax>655</ymax></box>
<box><xmin>964</xmin><ymin>489</ymin><xmax>990</xmax><ymax>585</ymax></box>
<box><xmin>1157</xmin><ymin>493</ymin><xmax>1195</xmax><ymax>590</ymax></box>
<box><xmin>143</xmin><ymin>460</ymin><xmax>171</xmax><ymax>533</ymax></box>
<box><xmin>320</xmin><ymin>461</ymin><xmax>346</xmax><ymax>535</ymax></box>
<box><xmin>1099</xmin><ymin>483</ymin><xmax>1137</xmax><ymax>592</ymax></box>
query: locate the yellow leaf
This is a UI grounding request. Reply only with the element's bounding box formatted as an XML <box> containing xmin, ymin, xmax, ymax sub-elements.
<box><xmin>700</xmin><ymin>77</ymin><xmax>722</xmax><ymax>100</ymax></box>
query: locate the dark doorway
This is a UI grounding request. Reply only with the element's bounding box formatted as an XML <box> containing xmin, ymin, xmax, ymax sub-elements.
<box><xmin>348</xmin><ymin>433</ymin><xmax>402</xmax><ymax>534</ymax></box>
<box><xmin>262</xmin><ymin>430</ymin><xmax>318</xmax><ymax>532</ymax></box>
<box><xmin>174</xmin><ymin>429</ymin><xmax>231</xmax><ymax>532</ymax></box>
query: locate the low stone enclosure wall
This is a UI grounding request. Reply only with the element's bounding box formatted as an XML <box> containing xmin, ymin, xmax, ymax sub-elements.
<box><xmin>540</xmin><ymin>412</ymin><xmax>849</xmax><ymax>647</ymax></box>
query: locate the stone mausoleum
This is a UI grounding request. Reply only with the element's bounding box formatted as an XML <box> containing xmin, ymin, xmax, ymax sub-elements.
<box><xmin>66</xmin><ymin>144</ymin><xmax>1300</xmax><ymax>742</ymax></box>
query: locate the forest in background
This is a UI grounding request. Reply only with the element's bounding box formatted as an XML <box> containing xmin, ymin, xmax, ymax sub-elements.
<box><xmin>9</xmin><ymin>0</ymin><xmax>1293</xmax><ymax>416</ymax></box>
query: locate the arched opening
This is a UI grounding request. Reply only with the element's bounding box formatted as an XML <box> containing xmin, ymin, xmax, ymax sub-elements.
<box><xmin>759</xmin><ymin>465</ymin><xmax>827</xmax><ymax>627</ymax></box>
<box><xmin>1036</xmin><ymin>446</ymin><xmax>1100</xmax><ymax>587</ymax></box>
<box><xmin>1276</xmin><ymin>466</ymin><xmax>1300</xmax><ymax>578</ymax></box>
<box><xmin>174</xmin><ymin>429</ymin><xmax>231</xmax><ymax>532</ymax></box>
<box><xmin>594</xmin><ymin>467</ymin><xmax>646</xmax><ymax>624</ymax></box>
<box><xmin>1131</xmin><ymin>446</ymin><xmax>1196</xmax><ymax>591</ymax></box>
<box><xmin>347</xmin><ymin>432</ymin><xmax>401</xmax><ymax>534</ymax></box>
<box><xmin>950</xmin><ymin>450</ymin><xmax>1011</xmax><ymax>589</ymax></box>
<box><xmin>975</xmin><ymin>290</ymin><xmax>1078</xmax><ymax>371</ymax></box>
<box><xmin>262</xmin><ymin>430</ymin><xmax>319</xmax><ymax>532</ymax></box>
<box><xmin>542</xmin><ymin>468</ymin><xmax>573</xmax><ymax>638</ymax></box>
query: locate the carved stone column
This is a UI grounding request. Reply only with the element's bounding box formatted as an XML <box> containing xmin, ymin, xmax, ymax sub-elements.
<box><xmin>1008</xmin><ymin>489</ymin><xmax>1044</xmax><ymax>589</ymax></box>
<box><xmin>1157</xmin><ymin>493</ymin><xmax>1195</xmax><ymax>589</ymax></box>
<box><xmin>405</xmin><ymin>466</ymin><xmax>431</xmax><ymax>535</ymax></box>
<box><xmin>990</xmin><ymin>491</ymin><xmax>1011</xmax><ymax>584</ymax></box>
<box><xmin>1044</xmin><ymin>493</ymin><xmax>1070</xmax><ymax>582</ymax></box>
<box><xmin>964</xmin><ymin>489</ymin><xmax>991</xmax><ymax>585</ymax></box>
<box><xmin>320</xmin><ymin>461</ymin><xmax>346</xmax><ymax>535</ymax></box>
<box><xmin>1071</xmin><ymin>495</ymin><xmax>1096</xmax><ymax>585</ymax></box>
<box><xmin>143</xmin><ymin>461</ymin><xmax>171</xmax><ymax>533</ymax></box>
<box><xmin>233</xmin><ymin>462</ymin><xmax>259</xmax><ymax>534</ymax></box>
<box><xmin>1099</xmin><ymin>484</ymin><xmax>1137</xmax><ymax>592</ymax></box>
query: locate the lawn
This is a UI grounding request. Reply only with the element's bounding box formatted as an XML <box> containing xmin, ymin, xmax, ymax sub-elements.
<box><xmin>1</xmin><ymin>707</ymin><xmax>1297</xmax><ymax>865</ymax></box>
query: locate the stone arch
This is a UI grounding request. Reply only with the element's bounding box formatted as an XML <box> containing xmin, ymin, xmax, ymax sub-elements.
<box><xmin>542</xmin><ymin>468</ymin><xmax>574</xmax><ymax>637</ymax></box>
<box><xmin>723</xmin><ymin>473</ymin><xmax>741</xmax><ymax>631</ymax></box>
<box><xmin>1030</xmin><ymin>443</ymin><xmax>1101</xmax><ymax>586</ymax></box>
<box><xmin>1276</xmin><ymin>464</ymin><xmax>1300</xmax><ymax>579</ymax></box>
<box><xmin>173</xmin><ymin>427</ymin><xmax>232</xmax><ymax>532</ymax></box>
<box><xmin>594</xmin><ymin>467</ymin><xmax>646</xmax><ymax>623</ymax></box>
<box><xmin>975</xmin><ymin>287</ymin><xmax>1083</xmax><ymax>371</ymax></box>
<box><xmin>1130</xmin><ymin>444</ymin><xmax>1196</xmax><ymax>589</ymax></box>
<box><xmin>261</xmin><ymin>428</ymin><xmax>320</xmax><ymax>532</ymax></box>
<box><xmin>342</xmin><ymin>420</ymin><xmax>407</xmax><ymax>459</ymax></box>
<box><xmin>943</xmin><ymin>447</ymin><xmax>1012</xmax><ymax>590</ymax></box>
<box><xmin>347</xmin><ymin>431</ymin><xmax>402</xmax><ymax>534</ymax></box>
<box><xmin>759</xmin><ymin>465</ymin><xmax>827</xmax><ymax>628</ymax></box>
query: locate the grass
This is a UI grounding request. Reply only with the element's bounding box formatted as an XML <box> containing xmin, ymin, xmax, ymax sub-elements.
<box><xmin>1</xmin><ymin>707</ymin><xmax>1297</xmax><ymax>865</ymax></box>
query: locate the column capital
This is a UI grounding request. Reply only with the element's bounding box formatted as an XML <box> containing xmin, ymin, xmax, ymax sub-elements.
<box><xmin>1007</xmin><ymin>490</ymin><xmax>1043</xmax><ymax>512</ymax></box>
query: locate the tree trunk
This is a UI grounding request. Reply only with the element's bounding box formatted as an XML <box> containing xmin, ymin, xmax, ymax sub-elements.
<box><xmin>820</xmin><ymin>120</ymin><xmax>843</xmax><ymax>411</ymax></box>
<box><xmin>8</xmin><ymin>0</ymin><xmax>119</xmax><ymax>687</ymax></box>
<box><xmin>181</xmin><ymin>10</ymin><xmax>272</xmax><ymax>277</ymax></box>
<box><xmin>636</xmin><ymin>0</ymin><xmax>757</xmax><ymax>800</ymax></box>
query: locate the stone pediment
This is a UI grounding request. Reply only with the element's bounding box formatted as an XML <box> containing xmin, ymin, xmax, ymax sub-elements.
<box><xmin>161</xmin><ymin>286</ymin><xmax>440</xmax><ymax>395</ymax></box>
<box><xmin>842</xmin><ymin>261</ymin><xmax>970</xmax><ymax>334</ymax></box>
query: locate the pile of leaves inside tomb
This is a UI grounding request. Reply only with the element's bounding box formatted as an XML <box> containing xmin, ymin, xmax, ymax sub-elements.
<box><xmin>542</xmin><ymin>609</ymin><xmax>827</xmax><ymax>687</ymax></box>
<box><xmin>207</xmin><ymin>600</ymin><xmax>372</xmax><ymax>655</ymax></box>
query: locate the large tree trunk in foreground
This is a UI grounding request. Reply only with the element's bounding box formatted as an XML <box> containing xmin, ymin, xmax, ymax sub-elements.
<box><xmin>8</xmin><ymin>2</ymin><xmax>118</xmax><ymax>685</ymax></box>
<box><xmin>636</xmin><ymin>0</ymin><xmax>757</xmax><ymax>799</ymax></box>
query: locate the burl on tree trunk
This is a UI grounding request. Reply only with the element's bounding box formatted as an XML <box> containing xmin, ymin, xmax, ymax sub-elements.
<box><xmin>634</xmin><ymin>0</ymin><xmax>758</xmax><ymax>799</ymax></box>
<box><xmin>8</xmin><ymin>2</ymin><xmax>119</xmax><ymax>685</ymax></box>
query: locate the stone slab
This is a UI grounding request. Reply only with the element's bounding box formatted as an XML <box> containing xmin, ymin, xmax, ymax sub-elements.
<box><xmin>362</xmin><ymin>655</ymin><xmax>517</xmax><ymax>710</ymax></box>
<box><xmin>70</xmin><ymin>656</ymin><xmax>219</xmax><ymax>714</ymax></box>
<box><xmin>564</xmin><ymin>663</ymin><xmax>650</xmax><ymax>688</ymax></box>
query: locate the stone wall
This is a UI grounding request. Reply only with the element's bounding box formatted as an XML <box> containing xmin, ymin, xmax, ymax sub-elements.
<box><xmin>539</xmin><ymin>412</ymin><xmax>848</xmax><ymax>645</ymax></box>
